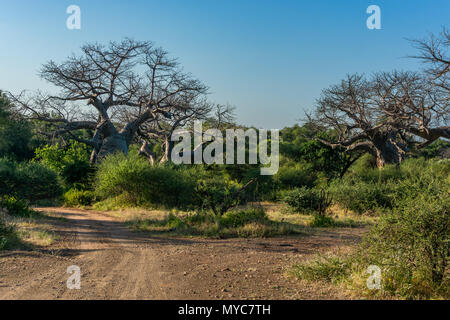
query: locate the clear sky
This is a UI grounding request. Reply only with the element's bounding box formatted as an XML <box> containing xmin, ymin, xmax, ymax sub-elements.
<box><xmin>0</xmin><ymin>0</ymin><xmax>448</xmax><ymax>128</ymax></box>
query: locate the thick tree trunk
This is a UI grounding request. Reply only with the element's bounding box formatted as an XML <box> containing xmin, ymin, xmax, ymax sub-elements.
<box><xmin>95</xmin><ymin>133</ymin><xmax>129</xmax><ymax>161</ymax></box>
<box><xmin>372</xmin><ymin>131</ymin><xmax>407</xmax><ymax>168</ymax></box>
<box><xmin>89</xmin><ymin>121</ymin><xmax>134</xmax><ymax>164</ymax></box>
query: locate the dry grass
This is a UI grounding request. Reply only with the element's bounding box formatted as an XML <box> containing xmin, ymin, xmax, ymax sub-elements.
<box><xmin>1</xmin><ymin>212</ymin><xmax>60</xmax><ymax>248</ymax></box>
<box><xmin>90</xmin><ymin>201</ymin><xmax>372</xmax><ymax>239</ymax></box>
<box><xmin>263</xmin><ymin>202</ymin><xmax>376</xmax><ymax>228</ymax></box>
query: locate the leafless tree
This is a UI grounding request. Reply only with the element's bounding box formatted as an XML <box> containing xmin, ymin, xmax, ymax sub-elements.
<box><xmin>410</xmin><ymin>28</ymin><xmax>449</xmax><ymax>92</ymax></box>
<box><xmin>8</xmin><ymin>39</ymin><xmax>208</xmax><ymax>163</ymax></box>
<box><xmin>374</xmin><ymin>71</ymin><xmax>449</xmax><ymax>148</ymax></box>
<box><xmin>311</xmin><ymin>72</ymin><xmax>448</xmax><ymax>168</ymax></box>
<box><xmin>311</xmin><ymin>30</ymin><xmax>449</xmax><ymax>167</ymax></box>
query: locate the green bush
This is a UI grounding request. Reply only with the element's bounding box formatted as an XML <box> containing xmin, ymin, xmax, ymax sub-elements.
<box><xmin>310</xmin><ymin>214</ymin><xmax>336</xmax><ymax>228</ymax></box>
<box><xmin>0</xmin><ymin>92</ymin><xmax>34</xmax><ymax>161</ymax></box>
<box><xmin>0</xmin><ymin>158</ymin><xmax>62</xmax><ymax>202</ymax></box>
<box><xmin>220</xmin><ymin>207</ymin><xmax>269</xmax><ymax>228</ymax></box>
<box><xmin>360</xmin><ymin>192</ymin><xmax>449</xmax><ymax>298</ymax></box>
<box><xmin>63</xmin><ymin>189</ymin><xmax>95</xmax><ymax>207</ymax></box>
<box><xmin>194</xmin><ymin>174</ymin><xmax>251</xmax><ymax>215</ymax></box>
<box><xmin>0</xmin><ymin>196</ymin><xmax>34</xmax><ymax>217</ymax></box>
<box><xmin>16</xmin><ymin>162</ymin><xmax>63</xmax><ymax>201</ymax></box>
<box><xmin>0</xmin><ymin>158</ymin><xmax>18</xmax><ymax>196</ymax></box>
<box><xmin>282</xmin><ymin>187</ymin><xmax>321</xmax><ymax>213</ymax></box>
<box><xmin>34</xmin><ymin>142</ymin><xmax>92</xmax><ymax>186</ymax></box>
<box><xmin>95</xmin><ymin>153</ymin><xmax>196</xmax><ymax>209</ymax></box>
<box><xmin>331</xmin><ymin>158</ymin><xmax>450</xmax><ymax>214</ymax></box>
<box><xmin>328</xmin><ymin>181</ymin><xmax>394</xmax><ymax>214</ymax></box>
<box><xmin>275</xmin><ymin>163</ymin><xmax>316</xmax><ymax>190</ymax></box>
<box><xmin>294</xmin><ymin>161</ymin><xmax>450</xmax><ymax>299</ymax></box>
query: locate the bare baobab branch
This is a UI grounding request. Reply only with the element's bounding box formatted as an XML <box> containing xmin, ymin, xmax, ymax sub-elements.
<box><xmin>9</xmin><ymin>39</ymin><xmax>209</xmax><ymax>163</ymax></box>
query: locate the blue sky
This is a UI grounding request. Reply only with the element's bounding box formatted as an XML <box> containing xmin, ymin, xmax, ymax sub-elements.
<box><xmin>0</xmin><ymin>0</ymin><xmax>448</xmax><ymax>128</ymax></box>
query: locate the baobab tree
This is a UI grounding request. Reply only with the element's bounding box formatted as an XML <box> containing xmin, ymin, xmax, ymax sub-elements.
<box><xmin>311</xmin><ymin>71</ymin><xmax>448</xmax><ymax>168</ymax></box>
<box><xmin>311</xmin><ymin>30</ymin><xmax>449</xmax><ymax>168</ymax></box>
<box><xmin>9</xmin><ymin>39</ymin><xmax>208</xmax><ymax>163</ymax></box>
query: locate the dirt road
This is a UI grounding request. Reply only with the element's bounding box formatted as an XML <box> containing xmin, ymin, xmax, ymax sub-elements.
<box><xmin>0</xmin><ymin>208</ymin><xmax>363</xmax><ymax>300</ymax></box>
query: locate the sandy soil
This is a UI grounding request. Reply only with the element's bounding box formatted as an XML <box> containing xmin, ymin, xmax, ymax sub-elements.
<box><xmin>0</xmin><ymin>207</ymin><xmax>365</xmax><ymax>300</ymax></box>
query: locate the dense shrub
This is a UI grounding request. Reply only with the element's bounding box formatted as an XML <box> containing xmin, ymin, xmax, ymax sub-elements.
<box><xmin>194</xmin><ymin>174</ymin><xmax>252</xmax><ymax>215</ymax></box>
<box><xmin>0</xmin><ymin>158</ymin><xmax>62</xmax><ymax>201</ymax></box>
<box><xmin>17</xmin><ymin>162</ymin><xmax>63</xmax><ymax>201</ymax></box>
<box><xmin>221</xmin><ymin>207</ymin><xmax>269</xmax><ymax>228</ymax></box>
<box><xmin>274</xmin><ymin>163</ymin><xmax>317</xmax><ymax>190</ymax></box>
<box><xmin>0</xmin><ymin>158</ymin><xmax>17</xmax><ymax>196</ymax></box>
<box><xmin>0</xmin><ymin>92</ymin><xmax>34</xmax><ymax>161</ymax></box>
<box><xmin>310</xmin><ymin>214</ymin><xmax>336</xmax><ymax>228</ymax></box>
<box><xmin>360</xmin><ymin>191</ymin><xmax>449</xmax><ymax>298</ymax></box>
<box><xmin>34</xmin><ymin>142</ymin><xmax>92</xmax><ymax>186</ymax></box>
<box><xmin>328</xmin><ymin>181</ymin><xmax>395</xmax><ymax>214</ymax></box>
<box><xmin>95</xmin><ymin>153</ymin><xmax>196</xmax><ymax>209</ymax></box>
<box><xmin>282</xmin><ymin>187</ymin><xmax>321</xmax><ymax>213</ymax></box>
<box><xmin>329</xmin><ymin>158</ymin><xmax>449</xmax><ymax>214</ymax></box>
<box><xmin>63</xmin><ymin>189</ymin><xmax>95</xmax><ymax>207</ymax></box>
<box><xmin>0</xmin><ymin>196</ymin><xmax>35</xmax><ymax>217</ymax></box>
<box><xmin>294</xmin><ymin>161</ymin><xmax>450</xmax><ymax>299</ymax></box>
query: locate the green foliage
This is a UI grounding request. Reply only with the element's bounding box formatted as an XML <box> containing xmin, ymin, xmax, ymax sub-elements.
<box><xmin>330</xmin><ymin>157</ymin><xmax>450</xmax><ymax>214</ymax></box>
<box><xmin>17</xmin><ymin>162</ymin><xmax>63</xmax><ymax>201</ymax></box>
<box><xmin>0</xmin><ymin>92</ymin><xmax>34</xmax><ymax>161</ymax></box>
<box><xmin>294</xmin><ymin>160</ymin><xmax>450</xmax><ymax>299</ymax></box>
<box><xmin>63</xmin><ymin>188</ymin><xmax>95</xmax><ymax>207</ymax></box>
<box><xmin>274</xmin><ymin>163</ymin><xmax>317</xmax><ymax>190</ymax></box>
<box><xmin>328</xmin><ymin>181</ymin><xmax>394</xmax><ymax>214</ymax></box>
<box><xmin>310</xmin><ymin>214</ymin><xmax>336</xmax><ymax>228</ymax></box>
<box><xmin>221</xmin><ymin>207</ymin><xmax>269</xmax><ymax>228</ymax></box>
<box><xmin>223</xmin><ymin>164</ymin><xmax>276</xmax><ymax>201</ymax></box>
<box><xmin>95</xmin><ymin>153</ymin><xmax>196</xmax><ymax>209</ymax></box>
<box><xmin>0</xmin><ymin>158</ymin><xmax>62</xmax><ymax>201</ymax></box>
<box><xmin>34</xmin><ymin>142</ymin><xmax>92</xmax><ymax>186</ymax></box>
<box><xmin>282</xmin><ymin>187</ymin><xmax>321</xmax><ymax>213</ymax></box>
<box><xmin>417</xmin><ymin>139</ymin><xmax>450</xmax><ymax>159</ymax></box>
<box><xmin>360</xmin><ymin>192</ymin><xmax>449</xmax><ymax>298</ymax></box>
<box><xmin>95</xmin><ymin>152</ymin><xmax>259</xmax><ymax>213</ymax></box>
<box><xmin>280</xmin><ymin>124</ymin><xmax>356</xmax><ymax>179</ymax></box>
<box><xmin>194</xmin><ymin>174</ymin><xmax>252</xmax><ymax>215</ymax></box>
<box><xmin>0</xmin><ymin>195</ymin><xmax>35</xmax><ymax>217</ymax></box>
<box><xmin>0</xmin><ymin>158</ymin><xmax>18</xmax><ymax>196</ymax></box>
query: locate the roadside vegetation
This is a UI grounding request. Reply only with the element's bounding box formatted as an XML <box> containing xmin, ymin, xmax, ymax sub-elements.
<box><xmin>292</xmin><ymin>159</ymin><xmax>449</xmax><ymax>299</ymax></box>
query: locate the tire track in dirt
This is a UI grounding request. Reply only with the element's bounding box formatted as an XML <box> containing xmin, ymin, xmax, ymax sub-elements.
<box><xmin>0</xmin><ymin>208</ymin><xmax>170</xmax><ymax>299</ymax></box>
<box><xmin>0</xmin><ymin>207</ymin><xmax>365</xmax><ymax>300</ymax></box>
